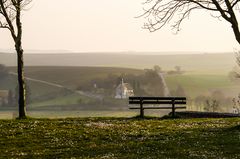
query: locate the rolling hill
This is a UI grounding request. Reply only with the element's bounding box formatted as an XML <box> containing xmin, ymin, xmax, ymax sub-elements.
<box><xmin>5</xmin><ymin>65</ymin><xmax>240</xmax><ymax>112</ymax></box>
<box><xmin>8</xmin><ymin>66</ymin><xmax>143</xmax><ymax>89</ymax></box>
<box><xmin>1</xmin><ymin>66</ymin><xmax>144</xmax><ymax>110</ymax></box>
<box><xmin>0</xmin><ymin>52</ymin><xmax>236</xmax><ymax>74</ymax></box>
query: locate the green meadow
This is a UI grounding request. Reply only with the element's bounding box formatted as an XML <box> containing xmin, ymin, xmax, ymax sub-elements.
<box><xmin>0</xmin><ymin>117</ymin><xmax>239</xmax><ymax>159</ymax></box>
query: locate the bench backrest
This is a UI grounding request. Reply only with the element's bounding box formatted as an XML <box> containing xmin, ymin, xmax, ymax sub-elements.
<box><xmin>129</xmin><ymin>97</ymin><xmax>186</xmax><ymax>105</ymax></box>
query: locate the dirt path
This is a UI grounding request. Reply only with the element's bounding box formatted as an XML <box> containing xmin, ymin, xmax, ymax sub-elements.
<box><xmin>9</xmin><ymin>72</ymin><xmax>64</xmax><ymax>88</ymax></box>
<box><xmin>9</xmin><ymin>72</ymin><xmax>103</xmax><ymax>100</ymax></box>
<box><xmin>158</xmin><ymin>73</ymin><xmax>170</xmax><ymax>96</ymax></box>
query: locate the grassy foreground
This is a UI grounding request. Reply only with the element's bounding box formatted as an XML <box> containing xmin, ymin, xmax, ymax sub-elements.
<box><xmin>0</xmin><ymin>118</ymin><xmax>240</xmax><ymax>159</ymax></box>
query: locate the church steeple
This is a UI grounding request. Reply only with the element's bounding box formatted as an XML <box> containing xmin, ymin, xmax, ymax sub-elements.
<box><xmin>115</xmin><ymin>77</ymin><xmax>134</xmax><ymax>99</ymax></box>
<box><xmin>121</xmin><ymin>78</ymin><xmax>124</xmax><ymax>85</ymax></box>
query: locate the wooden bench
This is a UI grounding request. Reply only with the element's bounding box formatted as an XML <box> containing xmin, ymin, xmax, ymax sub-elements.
<box><xmin>129</xmin><ymin>97</ymin><xmax>187</xmax><ymax>118</ymax></box>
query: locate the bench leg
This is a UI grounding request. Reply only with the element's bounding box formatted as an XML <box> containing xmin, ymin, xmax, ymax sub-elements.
<box><xmin>172</xmin><ymin>103</ymin><xmax>175</xmax><ymax>118</ymax></box>
<box><xmin>140</xmin><ymin>103</ymin><xmax>144</xmax><ymax>118</ymax></box>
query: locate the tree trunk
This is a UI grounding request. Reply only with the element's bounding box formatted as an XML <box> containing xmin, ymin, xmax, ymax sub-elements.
<box><xmin>232</xmin><ymin>24</ymin><xmax>240</xmax><ymax>45</ymax></box>
<box><xmin>15</xmin><ymin>1</ymin><xmax>26</xmax><ymax>119</ymax></box>
<box><xmin>16</xmin><ymin>46</ymin><xmax>26</xmax><ymax>119</ymax></box>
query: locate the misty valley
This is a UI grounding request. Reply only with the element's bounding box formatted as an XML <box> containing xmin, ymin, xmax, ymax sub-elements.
<box><xmin>0</xmin><ymin>52</ymin><xmax>239</xmax><ymax>118</ymax></box>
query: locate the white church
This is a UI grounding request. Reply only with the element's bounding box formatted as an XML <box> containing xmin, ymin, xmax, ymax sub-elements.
<box><xmin>115</xmin><ymin>79</ymin><xmax>134</xmax><ymax>99</ymax></box>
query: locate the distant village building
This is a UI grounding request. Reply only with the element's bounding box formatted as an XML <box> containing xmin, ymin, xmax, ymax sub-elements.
<box><xmin>0</xmin><ymin>90</ymin><xmax>9</xmax><ymax>106</ymax></box>
<box><xmin>115</xmin><ymin>79</ymin><xmax>134</xmax><ymax>99</ymax></box>
<box><xmin>233</xmin><ymin>106</ymin><xmax>240</xmax><ymax>114</ymax></box>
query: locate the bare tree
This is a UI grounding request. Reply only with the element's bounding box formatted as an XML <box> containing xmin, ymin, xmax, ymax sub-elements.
<box><xmin>0</xmin><ymin>0</ymin><xmax>32</xmax><ymax>119</ymax></box>
<box><xmin>141</xmin><ymin>0</ymin><xmax>240</xmax><ymax>44</ymax></box>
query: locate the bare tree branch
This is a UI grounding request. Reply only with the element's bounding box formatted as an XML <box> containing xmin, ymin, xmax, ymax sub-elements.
<box><xmin>231</xmin><ymin>0</ymin><xmax>239</xmax><ymax>8</ymax></box>
<box><xmin>0</xmin><ymin>0</ymin><xmax>16</xmax><ymax>39</ymax></box>
<box><xmin>140</xmin><ymin>0</ymin><xmax>240</xmax><ymax>44</ymax></box>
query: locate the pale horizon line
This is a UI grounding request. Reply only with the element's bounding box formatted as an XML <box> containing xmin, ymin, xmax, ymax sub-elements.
<box><xmin>0</xmin><ymin>49</ymin><xmax>235</xmax><ymax>55</ymax></box>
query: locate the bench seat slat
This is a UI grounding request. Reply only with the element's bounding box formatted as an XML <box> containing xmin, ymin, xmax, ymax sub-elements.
<box><xmin>129</xmin><ymin>101</ymin><xmax>186</xmax><ymax>104</ymax></box>
<box><xmin>129</xmin><ymin>97</ymin><xmax>186</xmax><ymax>100</ymax></box>
<box><xmin>129</xmin><ymin>106</ymin><xmax>186</xmax><ymax>109</ymax></box>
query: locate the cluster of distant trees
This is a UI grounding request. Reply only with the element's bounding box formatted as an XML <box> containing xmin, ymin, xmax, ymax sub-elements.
<box><xmin>0</xmin><ymin>64</ymin><xmax>32</xmax><ymax>107</ymax></box>
<box><xmin>193</xmin><ymin>90</ymin><xmax>232</xmax><ymax>112</ymax></box>
<box><xmin>166</xmin><ymin>66</ymin><xmax>184</xmax><ymax>75</ymax></box>
<box><xmin>0</xmin><ymin>85</ymin><xmax>31</xmax><ymax>107</ymax></box>
<box><xmin>0</xmin><ymin>64</ymin><xmax>9</xmax><ymax>80</ymax></box>
<box><xmin>1</xmin><ymin>90</ymin><xmax>14</xmax><ymax>107</ymax></box>
<box><xmin>76</xmin><ymin>65</ymin><xmax>188</xmax><ymax>99</ymax></box>
<box><xmin>77</xmin><ymin>67</ymin><xmax>166</xmax><ymax>97</ymax></box>
<box><xmin>153</xmin><ymin>65</ymin><xmax>183</xmax><ymax>75</ymax></box>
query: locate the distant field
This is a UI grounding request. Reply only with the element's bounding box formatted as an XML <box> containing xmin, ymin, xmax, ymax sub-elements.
<box><xmin>8</xmin><ymin>66</ymin><xmax>144</xmax><ymax>89</ymax></box>
<box><xmin>0</xmin><ymin>74</ymin><xmax>64</xmax><ymax>101</ymax></box>
<box><xmin>8</xmin><ymin>66</ymin><xmax>238</xmax><ymax>97</ymax></box>
<box><xmin>29</xmin><ymin>93</ymin><xmax>84</xmax><ymax>108</ymax></box>
<box><xmin>1</xmin><ymin>52</ymin><xmax>236</xmax><ymax>74</ymax></box>
<box><xmin>166</xmin><ymin>74</ymin><xmax>240</xmax><ymax>98</ymax></box>
<box><xmin>3</xmin><ymin>65</ymin><xmax>240</xmax><ymax>112</ymax></box>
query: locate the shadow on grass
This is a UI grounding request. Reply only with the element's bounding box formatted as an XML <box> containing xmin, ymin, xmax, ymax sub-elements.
<box><xmin>129</xmin><ymin>114</ymin><xmax>181</xmax><ymax>120</ymax></box>
<box><xmin>129</xmin><ymin>115</ymin><xmax>160</xmax><ymax>120</ymax></box>
<box><xmin>228</xmin><ymin>124</ymin><xmax>240</xmax><ymax>131</ymax></box>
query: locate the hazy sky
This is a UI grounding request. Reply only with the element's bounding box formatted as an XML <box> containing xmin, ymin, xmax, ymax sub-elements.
<box><xmin>0</xmin><ymin>0</ymin><xmax>239</xmax><ymax>53</ymax></box>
